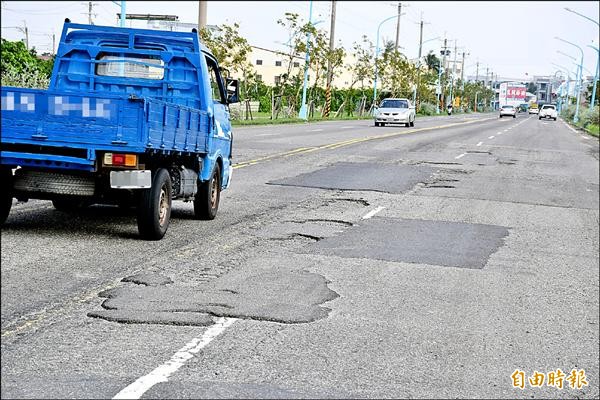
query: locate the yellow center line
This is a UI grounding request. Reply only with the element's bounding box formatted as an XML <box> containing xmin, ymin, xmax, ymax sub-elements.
<box><xmin>1</xmin><ymin>282</ymin><xmax>120</xmax><ymax>339</ymax></box>
<box><xmin>233</xmin><ymin>117</ymin><xmax>496</xmax><ymax>170</ymax></box>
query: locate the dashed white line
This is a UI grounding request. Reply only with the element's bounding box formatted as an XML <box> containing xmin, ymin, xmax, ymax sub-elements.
<box><xmin>476</xmin><ymin>142</ymin><xmax>483</xmax><ymax>146</ymax></box>
<box><xmin>488</xmin><ymin>136</ymin><xmax>495</xmax><ymax>139</ymax></box>
<box><xmin>113</xmin><ymin>317</ymin><xmax>237</xmax><ymax>400</ymax></box>
<box><xmin>309</xmin><ymin>128</ymin><xmax>324</xmax><ymax>132</ymax></box>
<box><xmin>362</xmin><ymin>206</ymin><xmax>385</xmax><ymax>220</ymax></box>
<box><xmin>340</xmin><ymin>126</ymin><xmax>353</xmax><ymax>129</ymax></box>
<box><xmin>455</xmin><ymin>153</ymin><xmax>466</xmax><ymax>159</ymax></box>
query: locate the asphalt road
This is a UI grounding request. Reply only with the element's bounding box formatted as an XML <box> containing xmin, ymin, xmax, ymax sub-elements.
<box><xmin>1</xmin><ymin>111</ymin><xmax>598</xmax><ymax>399</ymax></box>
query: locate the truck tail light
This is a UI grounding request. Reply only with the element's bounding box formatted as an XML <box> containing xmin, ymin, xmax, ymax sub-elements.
<box><xmin>104</xmin><ymin>153</ymin><xmax>137</xmax><ymax>167</ymax></box>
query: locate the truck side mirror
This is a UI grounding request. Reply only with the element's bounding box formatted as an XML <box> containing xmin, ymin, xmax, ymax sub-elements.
<box><xmin>225</xmin><ymin>78</ymin><xmax>240</xmax><ymax>104</ymax></box>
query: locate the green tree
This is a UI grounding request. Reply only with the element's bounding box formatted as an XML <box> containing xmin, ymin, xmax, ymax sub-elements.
<box><xmin>424</xmin><ymin>51</ymin><xmax>440</xmax><ymax>74</ymax></box>
<box><xmin>273</xmin><ymin>12</ymin><xmax>318</xmax><ymax>118</ymax></box>
<box><xmin>377</xmin><ymin>45</ymin><xmax>416</xmax><ymax>99</ymax></box>
<box><xmin>1</xmin><ymin>39</ymin><xmax>54</xmax><ymax>88</ymax></box>
<box><xmin>199</xmin><ymin>22</ymin><xmax>257</xmax><ymax>102</ymax></box>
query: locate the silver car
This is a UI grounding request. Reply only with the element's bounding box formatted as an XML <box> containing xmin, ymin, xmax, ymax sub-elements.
<box><xmin>499</xmin><ymin>105</ymin><xmax>517</xmax><ymax>118</ymax></box>
<box><xmin>374</xmin><ymin>98</ymin><xmax>416</xmax><ymax>127</ymax></box>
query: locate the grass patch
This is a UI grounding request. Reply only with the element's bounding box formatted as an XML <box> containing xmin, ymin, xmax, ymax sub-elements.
<box><xmin>231</xmin><ymin>110</ymin><xmax>491</xmax><ymax>127</ymax></box>
<box><xmin>231</xmin><ymin>114</ymin><xmax>372</xmax><ymax>127</ymax></box>
<box><xmin>583</xmin><ymin>123</ymin><xmax>599</xmax><ymax>137</ymax></box>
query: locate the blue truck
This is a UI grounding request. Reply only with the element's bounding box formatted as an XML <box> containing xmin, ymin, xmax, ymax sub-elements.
<box><xmin>0</xmin><ymin>21</ymin><xmax>239</xmax><ymax>240</ymax></box>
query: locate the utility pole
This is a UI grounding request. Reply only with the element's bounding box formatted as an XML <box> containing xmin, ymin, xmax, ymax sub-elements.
<box><xmin>198</xmin><ymin>0</ymin><xmax>207</xmax><ymax>31</ymax></box>
<box><xmin>475</xmin><ymin>61</ymin><xmax>479</xmax><ymax>83</ymax></box>
<box><xmin>83</xmin><ymin>2</ymin><xmax>97</xmax><ymax>25</ymax></box>
<box><xmin>412</xmin><ymin>13</ymin><xmax>428</xmax><ymax>107</ymax></box>
<box><xmin>460</xmin><ymin>51</ymin><xmax>466</xmax><ymax>83</ymax></box>
<box><xmin>485</xmin><ymin>67</ymin><xmax>489</xmax><ymax>87</ymax></box>
<box><xmin>449</xmin><ymin>40</ymin><xmax>457</xmax><ymax>106</ymax></box>
<box><xmin>324</xmin><ymin>0</ymin><xmax>336</xmax><ymax>118</ymax></box>
<box><xmin>22</xmin><ymin>20</ymin><xmax>29</xmax><ymax>50</ymax></box>
<box><xmin>438</xmin><ymin>36</ymin><xmax>448</xmax><ymax>112</ymax></box>
<box><xmin>395</xmin><ymin>2</ymin><xmax>402</xmax><ymax>51</ymax></box>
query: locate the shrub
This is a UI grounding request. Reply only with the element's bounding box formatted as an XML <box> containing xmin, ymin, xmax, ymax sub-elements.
<box><xmin>418</xmin><ymin>102</ymin><xmax>436</xmax><ymax>115</ymax></box>
<box><xmin>560</xmin><ymin>105</ymin><xmax>576</xmax><ymax>121</ymax></box>
<box><xmin>578</xmin><ymin>106</ymin><xmax>599</xmax><ymax>127</ymax></box>
<box><xmin>0</xmin><ymin>63</ymin><xmax>50</xmax><ymax>89</ymax></box>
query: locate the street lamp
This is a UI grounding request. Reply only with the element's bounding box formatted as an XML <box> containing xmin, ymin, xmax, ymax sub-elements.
<box><xmin>563</xmin><ymin>7</ymin><xmax>599</xmax><ymax>111</ymax></box>
<box><xmin>588</xmin><ymin>45</ymin><xmax>599</xmax><ymax>109</ymax></box>
<box><xmin>557</xmin><ymin>50</ymin><xmax>577</xmax><ymax>62</ymax></box>
<box><xmin>564</xmin><ymin>7</ymin><xmax>600</xmax><ymax>27</ymax></box>
<box><xmin>298</xmin><ymin>0</ymin><xmax>314</xmax><ymax>120</ymax></box>
<box><xmin>552</xmin><ymin>62</ymin><xmax>574</xmax><ymax>107</ymax></box>
<box><xmin>553</xmin><ymin>70</ymin><xmax>565</xmax><ymax>112</ymax></box>
<box><xmin>372</xmin><ymin>15</ymin><xmax>399</xmax><ymax>114</ymax></box>
<box><xmin>112</xmin><ymin>1</ymin><xmax>126</xmax><ymax>27</ymax></box>
<box><xmin>298</xmin><ymin>17</ymin><xmax>325</xmax><ymax>120</ymax></box>
<box><xmin>555</xmin><ymin>37</ymin><xmax>584</xmax><ymax>123</ymax></box>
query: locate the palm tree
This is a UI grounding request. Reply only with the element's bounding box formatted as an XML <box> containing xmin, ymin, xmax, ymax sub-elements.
<box><xmin>425</xmin><ymin>51</ymin><xmax>440</xmax><ymax>74</ymax></box>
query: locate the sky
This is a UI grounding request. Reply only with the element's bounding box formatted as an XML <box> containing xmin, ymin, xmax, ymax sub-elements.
<box><xmin>1</xmin><ymin>1</ymin><xmax>599</xmax><ymax>81</ymax></box>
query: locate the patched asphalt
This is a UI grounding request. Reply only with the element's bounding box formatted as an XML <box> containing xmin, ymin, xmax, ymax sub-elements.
<box><xmin>88</xmin><ymin>269</ymin><xmax>338</xmax><ymax>325</ymax></box>
<box><xmin>307</xmin><ymin>217</ymin><xmax>509</xmax><ymax>269</ymax></box>
<box><xmin>268</xmin><ymin>162</ymin><xmax>436</xmax><ymax>193</ymax></box>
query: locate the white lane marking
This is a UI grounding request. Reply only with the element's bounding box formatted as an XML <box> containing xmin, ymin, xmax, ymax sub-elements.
<box><xmin>256</xmin><ymin>133</ymin><xmax>279</xmax><ymax>137</ymax></box>
<box><xmin>497</xmin><ymin>132</ymin><xmax>503</xmax><ymax>135</ymax></box>
<box><xmin>503</xmin><ymin>129</ymin><xmax>509</xmax><ymax>132</ymax></box>
<box><xmin>455</xmin><ymin>153</ymin><xmax>466</xmax><ymax>159</ymax></box>
<box><xmin>309</xmin><ymin>128</ymin><xmax>324</xmax><ymax>132</ymax></box>
<box><xmin>113</xmin><ymin>317</ymin><xmax>237</xmax><ymax>400</ymax></box>
<box><xmin>582</xmin><ymin>136</ymin><xmax>590</xmax><ymax>140</ymax></box>
<box><xmin>488</xmin><ymin>136</ymin><xmax>495</xmax><ymax>139</ymax></box>
<box><xmin>362</xmin><ymin>206</ymin><xmax>385</xmax><ymax>220</ymax></box>
<box><xmin>476</xmin><ymin>142</ymin><xmax>483</xmax><ymax>146</ymax></box>
<box><xmin>340</xmin><ymin>126</ymin><xmax>353</xmax><ymax>129</ymax></box>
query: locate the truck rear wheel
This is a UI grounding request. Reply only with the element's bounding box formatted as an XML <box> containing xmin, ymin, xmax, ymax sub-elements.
<box><xmin>194</xmin><ymin>164</ymin><xmax>221</xmax><ymax>220</ymax></box>
<box><xmin>137</xmin><ymin>168</ymin><xmax>172</xmax><ymax>240</ymax></box>
<box><xmin>1</xmin><ymin>169</ymin><xmax>13</xmax><ymax>225</ymax></box>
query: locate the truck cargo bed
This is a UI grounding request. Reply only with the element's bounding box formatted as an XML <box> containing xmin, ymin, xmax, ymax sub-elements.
<box><xmin>1</xmin><ymin>87</ymin><xmax>210</xmax><ymax>171</ymax></box>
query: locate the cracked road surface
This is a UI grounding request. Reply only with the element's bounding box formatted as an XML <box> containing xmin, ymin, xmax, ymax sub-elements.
<box><xmin>2</xmin><ymin>113</ymin><xmax>598</xmax><ymax>399</ymax></box>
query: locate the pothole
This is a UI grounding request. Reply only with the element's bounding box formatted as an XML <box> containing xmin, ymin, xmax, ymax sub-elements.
<box><xmin>326</xmin><ymin>198</ymin><xmax>370</xmax><ymax>207</ymax></box>
<box><xmin>466</xmin><ymin>150</ymin><xmax>492</xmax><ymax>155</ymax></box>
<box><xmin>306</xmin><ymin>217</ymin><xmax>509</xmax><ymax>269</ymax></box>
<box><xmin>268</xmin><ymin>162</ymin><xmax>436</xmax><ymax>194</ymax></box>
<box><xmin>415</xmin><ymin>161</ymin><xmax>462</xmax><ymax>166</ymax></box>
<box><xmin>88</xmin><ymin>269</ymin><xmax>339</xmax><ymax>325</ymax></box>
<box><xmin>287</xmin><ymin>219</ymin><xmax>354</xmax><ymax>227</ymax></box>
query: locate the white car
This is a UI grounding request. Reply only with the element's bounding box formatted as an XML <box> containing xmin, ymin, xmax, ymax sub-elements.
<box><xmin>538</xmin><ymin>104</ymin><xmax>557</xmax><ymax>121</ymax></box>
<box><xmin>374</xmin><ymin>98</ymin><xmax>415</xmax><ymax>127</ymax></box>
<box><xmin>499</xmin><ymin>105</ymin><xmax>517</xmax><ymax>118</ymax></box>
<box><xmin>528</xmin><ymin>107</ymin><xmax>539</xmax><ymax>115</ymax></box>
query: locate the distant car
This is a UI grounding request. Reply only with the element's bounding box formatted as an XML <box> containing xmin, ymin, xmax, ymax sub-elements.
<box><xmin>374</xmin><ymin>98</ymin><xmax>416</xmax><ymax>127</ymax></box>
<box><xmin>538</xmin><ymin>104</ymin><xmax>557</xmax><ymax>121</ymax></box>
<box><xmin>528</xmin><ymin>107</ymin><xmax>539</xmax><ymax>115</ymax></box>
<box><xmin>499</xmin><ymin>105</ymin><xmax>517</xmax><ymax>118</ymax></box>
